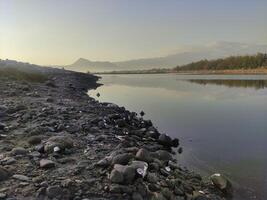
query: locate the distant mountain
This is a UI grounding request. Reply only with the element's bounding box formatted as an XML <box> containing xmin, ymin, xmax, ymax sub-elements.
<box><xmin>66</xmin><ymin>42</ymin><xmax>267</xmax><ymax>72</ymax></box>
<box><xmin>67</xmin><ymin>58</ymin><xmax>118</xmax><ymax>72</ymax></box>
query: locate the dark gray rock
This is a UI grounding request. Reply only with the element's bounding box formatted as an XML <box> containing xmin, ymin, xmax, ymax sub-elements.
<box><xmin>39</xmin><ymin>159</ymin><xmax>55</xmax><ymax>169</ymax></box>
<box><xmin>28</xmin><ymin>136</ymin><xmax>42</xmax><ymax>145</ymax></box>
<box><xmin>11</xmin><ymin>147</ymin><xmax>28</xmax><ymax>155</ymax></box>
<box><xmin>12</xmin><ymin>174</ymin><xmax>30</xmax><ymax>182</ymax></box>
<box><xmin>110</xmin><ymin>164</ymin><xmax>136</xmax><ymax>184</ymax></box>
<box><xmin>135</xmin><ymin>148</ymin><xmax>152</xmax><ymax>163</ymax></box>
<box><xmin>158</xmin><ymin>134</ymin><xmax>173</xmax><ymax>147</ymax></box>
<box><xmin>0</xmin><ymin>166</ymin><xmax>10</xmax><ymax>181</ymax></box>
<box><xmin>46</xmin><ymin>185</ymin><xmax>63</xmax><ymax>199</ymax></box>
<box><xmin>111</xmin><ymin>153</ymin><xmax>133</xmax><ymax>165</ymax></box>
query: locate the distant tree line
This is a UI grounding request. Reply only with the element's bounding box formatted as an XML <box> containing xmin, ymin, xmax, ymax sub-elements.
<box><xmin>175</xmin><ymin>53</ymin><xmax>267</xmax><ymax>71</ymax></box>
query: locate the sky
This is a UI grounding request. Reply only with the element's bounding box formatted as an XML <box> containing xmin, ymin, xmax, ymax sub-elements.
<box><xmin>0</xmin><ymin>0</ymin><xmax>267</xmax><ymax>65</ymax></box>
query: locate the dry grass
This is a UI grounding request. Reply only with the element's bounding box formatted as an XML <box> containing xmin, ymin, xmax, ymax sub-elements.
<box><xmin>0</xmin><ymin>68</ymin><xmax>47</xmax><ymax>82</ymax></box>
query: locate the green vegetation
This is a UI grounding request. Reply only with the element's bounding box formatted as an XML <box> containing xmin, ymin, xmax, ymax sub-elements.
<box><xmin>175</xmin><ymin>53</ymin><xmax>267</xmax><ymax>71</ymax></box>
<box><xmin>0</xmin><ymin>67</ymin><xmax>47</xmax><ymax>82</ymax></box>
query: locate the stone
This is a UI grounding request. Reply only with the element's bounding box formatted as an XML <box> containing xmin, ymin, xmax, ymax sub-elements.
<box><xmin>0</xmin><ymin>166</ymin><xmax>10</xmax><ymax>181</ymax></box>
<box><xmin>0</xmin><ymin>193</ymin><xmax>7</xmax><ymax>199</ymax></box>
<box><xmin>150</xmin><ymin>192</ymin><xmax>167</xmax><ymax>200</ymax></box>
<box><xmin>110</xmin><ymin>168</ymin><xmax>124</xmax><ymax>183</ymax></box>
<box><xmin>46</xmin><ymin>97</ymin><xmax>54</xmax><ymax>103</ymax></box>
<box><xmin>172</xmin><ymin>138</ymin><xmax>179</xmax><ymax>147</ymax></box>
<box><xmin>2</xmin><ymin>157</ymin><xmax>16</xmax><ymax>165</ymax></box>
<box><xmin>111</xmin><ymin>153</ymin><xmax>133</xmax><ymax>165</ymax></box>
<box><xmin>28</xmin><ymin>136</ymin><xmax>42</xmax><ymax>145</ymax></box>
<box><xmin>210</xmin><ymin>173</ymin><xmax>232</xmax><ymax>194</ymax></box>
<box><xmin>158</xmin><ymin>134</ymin><xmax>173</xmax><ymax>147</ymax></box>
<box><xmin>35</xmin><ymin>144</ymin><xmax>45</xmax><ymax>153</ymax></box>
<box><xmin>11</xmin><ymin>147</ymin><xmax>28</xmax><ymax>155</ymax></box>
<box><xmin>109</xmin><ymin>184</ymin><xmax>133</xmax><ymax>194</ymax></box>
<box><xmin>46</xmin><ymin>185</ymin><xmax>63</xmax><ymax>199</ymax></box>
<box><xmin>135</xmin><ymin>148</ymin><xmax>152</xmax><ymax>163</ymax></box>
<box><xmin>132</xmin><ymin>192</ymin><xmax>143</xmax><ymax>200</ymax></box>
<box><xmin>146</xmin><ymin>172</ymin><xmax>158</xmax><ymax>183</ymax></box>
<box><xmin>12</xmin><ymin>174</ymin><xmax>30</xmax><ymax>182</ymax></box>
<box><xmin>44</xmin><ymin>136</ymin><xmax>73</xmax><ymax>153</ymax></box>
<box><xmin>40</xmin><ymin>159</ymin><xmax>55</xmax><ymax>169</ymax></box>
<box><xmin>110</xmin><ymin>164</ymin><xmax>136</xmax><ymax>184</ymax></box>
<box><xmin>0</xmin><ymin>123</ymin><xmax>6</xmax><ymax>131</ymax></box>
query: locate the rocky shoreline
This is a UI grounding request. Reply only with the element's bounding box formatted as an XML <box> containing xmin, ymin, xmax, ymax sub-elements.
<box><xmin>0</xmin><ymin>66</ymin><xmax>231</xmax><ymax>200</ymax></box>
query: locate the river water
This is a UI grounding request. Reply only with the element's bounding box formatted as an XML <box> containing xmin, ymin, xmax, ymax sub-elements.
<box><xmin>88</xmin><ymin>74</ymin><xmax>267</xmax><ymax>200</ymax></box>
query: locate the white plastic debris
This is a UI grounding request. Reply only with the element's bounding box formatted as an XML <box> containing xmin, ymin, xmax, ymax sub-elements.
<box><xmin>53</xmin><ymin>146</ymin><xmax>60</xmax><ymax>153</ymax></box>
<box><xmin>165</xmin><ymin>166</ymin><xmax>171</xmax><ymax>172</ymax></box>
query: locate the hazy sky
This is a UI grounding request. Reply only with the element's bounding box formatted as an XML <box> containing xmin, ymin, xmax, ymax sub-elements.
<box><xmin>0</xmin><ymin>0</ymin><xmax>267</xmax><ymax>65</ymax></box>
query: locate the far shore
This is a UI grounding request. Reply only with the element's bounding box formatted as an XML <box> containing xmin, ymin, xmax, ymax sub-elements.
<box><xmin>94</xmin><ymin>67</ymin><xmax>267</xmax><ymax>75</ymax></box>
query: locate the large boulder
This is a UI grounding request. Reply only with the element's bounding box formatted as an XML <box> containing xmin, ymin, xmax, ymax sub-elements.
<box><xmin>210</xmin><ymin>173</ymin><xmax>232</xmax><ymax>195</ymax></box>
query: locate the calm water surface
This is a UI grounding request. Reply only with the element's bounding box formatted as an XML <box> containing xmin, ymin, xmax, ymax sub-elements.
<box><xmin>88</xmin><ymin>74</ymin><xmax>267</xmax><ymax>200</ymax></box>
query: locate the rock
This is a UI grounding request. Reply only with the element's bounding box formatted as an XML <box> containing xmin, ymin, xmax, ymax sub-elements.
<box><xmin>109</xmin><ymin>184</ymin><xmax>133</xmax><ymax>194</ymax></box>
<box><xmin>40</xmin><ymin>159</ymin><xmax>55</xmax><ymax>169</ymax></box>
<box><xmin>0</xmin><ymin>166</ymin><xmax>10</xmax><ymax>181</ymax></box>
<box><xmin>28</xmin><ymin>136</ymin><xmax>42</xmax><ymax>145</ymax></box>
<box><xmin>96</xmin><ymin>157</ymin><xmax>112</xmax><ymax>167</ymax></box>
<box><xmin>135</xmin><ymin>148</ymin><xmax>152</xmax><ymax>163</ymax></box>
<box><xmin>46</xmin><ymin>185</ymin><xmax>63</xmax><ymax>199</ymax></box>
<box><xmin>146</xmin><ymin>172</ymin><xmax>158</xmax><ymax>183</ymax></box>
<box><xmin>0</xmin><ymin>123</ymin><xmax>6</xmax><ymax>130</ymax></box>
<box><xmin>46</xmin><ymin>97</ymin><xmax>54</xmax><ymax>103</ymax></box>
<box><xmin>150</xmin><ymin>192</ymin><xmax>167</xmax><ymax>200</ymax></box>
<box><xmin>110</xmin><ymin>168</ymin><xmax>124</xmax><ymax>183</ymax></box>
<box><xmin>11</xmin><ymin>147</ymin><xmax>28</xmax><ymax>155</ymax></box>
<box><xmin>35</xmin><ymin>144</ymin><xmax>45</xmax><ymax>153</ymax></box>
<box><xmin>44</xmin><ymin>136</ymin><xmax>73</xmax><ymax>153</ymax></box>
<box><xmin>29</xmin><ymin>151</ymin><xmax>41</xmax><ymax>158</ymax></box>
<box><xmin>146</xmin><ymin>130</ymin><xmax>160</xmax><ymax>139</ymax></box>
<box><xmin>210</xmin><ymin>173</ymin><xmax>232</xmax><ymax>194</ymax></box>
<box><xmin>0</xmin><ymin>193</ymin><xmax>7</xmax><ymax>199</ymax></box>
<box><xmin>2</xmin><ymin>157</ymin><xmax>16</xmax><ymax>165</ymax></box>
<box><xmin>158</xmin><ymin>134</ymin><xmax>173</xmax><ymax>147</ymax></box>
<box><xmin>111</xmin><ymin>153</ymin><xmax>133</xmax><ymax>165</ymax></box>
<box><xmin>110</xmin><ymin>164</ymin><xmax>136</xmax><ymax>184</ymax></box>
<box><xmin>12</xmin><ymin>174</ymin><xmax>30</xmax><ymax>182</ymax></box>
<box><xmin>172</xmin><ymin>138</ymin><xmax>179</xmax><ymax>147</ymax></box>
<box><xmin>132</xmin><ymin>192</ymin><xmax>143</xmax><ymax>200</ymax></box>
<box><xmin>178</xmin><ymin>147</ymin><xmax>183</xmax><ymax>154</ymax></box>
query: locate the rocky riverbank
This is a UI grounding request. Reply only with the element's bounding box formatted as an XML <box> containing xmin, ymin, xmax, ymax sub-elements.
<box><xmin>0</xmin><ymin>66</ymin><xmax>231</xmax><ymax>200</ymax></box>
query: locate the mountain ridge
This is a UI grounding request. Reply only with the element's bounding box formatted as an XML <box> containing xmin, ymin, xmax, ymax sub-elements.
<box><xmin>66</xmin><ymin>42</ymin><xmax>267</xmax><ymax>72</ymax></box>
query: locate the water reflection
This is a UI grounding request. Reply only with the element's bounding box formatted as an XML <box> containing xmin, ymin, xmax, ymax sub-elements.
<box><xmin>187</xmin><ymin>79</ymin><xmax>267</xmax><ymax>89</ymax></box>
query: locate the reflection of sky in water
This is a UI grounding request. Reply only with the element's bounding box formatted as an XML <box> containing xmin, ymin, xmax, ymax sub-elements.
<box><xmin>89</xmin><ymin>74</ymin><xmax>267</xmax><ymax>200</ymax></box>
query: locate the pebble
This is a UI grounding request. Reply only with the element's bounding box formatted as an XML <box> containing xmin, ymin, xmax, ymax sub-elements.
<box><xmin>12</xmin><ymin>174</ymin><xmax>30</xmax><ymax>182</ymax></box>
